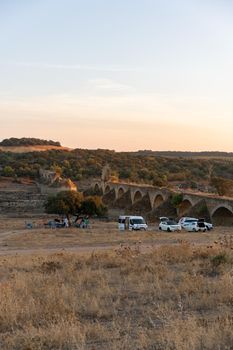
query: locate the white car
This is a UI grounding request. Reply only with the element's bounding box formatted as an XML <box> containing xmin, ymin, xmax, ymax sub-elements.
<box><xmin>198</xmin><ymin>219</ymin><xmax>213</xmax><ymax>231</ymax></box>
<box><xmin>183</xmin><ymin>221</ymin><xmax>207</xmax><ymax>232</ymax></box>
<box><xmin>204</xmin><ymin>222</ymin><xmax>213</xmax><ymax>230</ymax></box>
<box><xmin>159</xmin><ymin>220</ymin><xmax>182</xmax><ymax>232</ymax></box>
<box><xmin>159</xmin><ymin>216</ymin><xmax>169</xmax><ymax>222</ymax></box>
<box><xmin>179</xmin><ymin>217</ymin><xmax>198</xmax><ymax>228</ymax></box>
<box><xmin>180</xmin><ymin>218</ymin><xmax>213</xmax><ymax>231</ymax></box>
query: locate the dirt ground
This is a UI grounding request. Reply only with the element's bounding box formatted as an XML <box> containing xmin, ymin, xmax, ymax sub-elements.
<box><xmin>0</xmin><ymin>215</ymin><xmax>232</xmax><ymax>255</ymax></box>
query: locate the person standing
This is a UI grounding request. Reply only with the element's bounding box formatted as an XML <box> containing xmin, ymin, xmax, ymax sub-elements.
<box><xmin>63</xmin><ymin>217</ymin><xmax>69</xmax><ymax>228</ymax></box>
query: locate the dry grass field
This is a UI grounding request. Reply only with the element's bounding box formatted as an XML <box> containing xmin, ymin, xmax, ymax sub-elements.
<box><xmin>0</xmin><ymin>244</ymin><xmax>233</xmax><ymax>349</ymax></box>
<box><xmin>0</xmin><ymin>218</ymin><xmax>233</xmax><ymax>349</ymax></box>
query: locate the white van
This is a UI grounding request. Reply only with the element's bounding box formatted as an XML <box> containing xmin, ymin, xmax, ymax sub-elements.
<box><xmin>118</xmin><ymin>216</ymin><xmax>148</xmax><ymax>231</ymax></box>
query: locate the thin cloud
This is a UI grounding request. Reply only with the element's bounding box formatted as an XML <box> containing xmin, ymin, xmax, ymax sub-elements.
<box><xmin>6</xmin><ymin>61</ymin><xmax>141</xmax><ymax>72</ymax></box>
<box><xmin>0</xmin><ymin>92</ymin><xmax>228</xmax><ymax>127</ymax></box>
<box><xmin>87</xmin><ymin>78</ymin><xmax>133</xmax><ymax>92</ymax></box>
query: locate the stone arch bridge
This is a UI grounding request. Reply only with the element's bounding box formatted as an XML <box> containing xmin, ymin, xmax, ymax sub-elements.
<box><xmin>93</xmin><ymin>181</ymin><xmax>233</xmax><ymax>225</ymax></box>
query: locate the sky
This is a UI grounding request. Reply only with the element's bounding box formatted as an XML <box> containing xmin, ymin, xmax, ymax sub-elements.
<box><xmin>0</xmin><ymin>0</ymin><xmax>233</xmax><ymax>151</ymax></box>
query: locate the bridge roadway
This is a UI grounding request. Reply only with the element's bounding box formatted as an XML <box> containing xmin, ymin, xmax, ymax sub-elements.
<box><xmin>93</xmin><ymin>181</ymin><xmax>233</xmax><ymax>223</ymax></box>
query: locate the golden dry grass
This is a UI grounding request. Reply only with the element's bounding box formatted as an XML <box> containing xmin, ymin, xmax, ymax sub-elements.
<box><xmin>0</xmin><ymin>145</ymin><xmax>71</xmax><ymax>153</ymax></box>
<box><xmin>0</xmin><ymin>243</ymin><xmax>233</xmax><ymax>349</ymax></box>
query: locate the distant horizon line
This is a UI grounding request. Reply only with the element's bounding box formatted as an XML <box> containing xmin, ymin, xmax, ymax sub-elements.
<box><xmin>0</xmin><ymin>137</ymin><xmax>232</xmax><ymax>154</ymax></box>
<box><xmin>1</xmin><ymin>145</ymin><xmax>233</xmax><ymax>154</ymax></box>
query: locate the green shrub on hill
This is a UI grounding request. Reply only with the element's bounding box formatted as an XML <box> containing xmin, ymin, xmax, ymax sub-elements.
<box><xmin>0</xmin><ymin>138</ymin><xmax>61</xmax><ymax>147</ymax></box>
<box><xmin>171</xmin><ymin>193</ymin><xmax>183</xmax><ymax>207</ymax></box>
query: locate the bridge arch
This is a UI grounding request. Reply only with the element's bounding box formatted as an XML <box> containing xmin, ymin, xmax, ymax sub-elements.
<box><xmin>133</xmin><ymin>190</ymin><xmax>143</xmax><ymax>204</ymax></box>
<box><xmin>94</xmin><ymin>183</ymin><xmax>100</xmax><ymax>192</ymax></box>
<box><xmin>179</xmin><ymin>198</ymin><xmax>194</xmax><ymax>216</ymax></box>
<box><xmin>211</xmin><ymin>205</ymin><xmax>233</xmax><ymax>226</ymax></box>
<box><xmin>153</xmin><ymin>193</ymin><xmax>165</xmax><ymax>208</ymax></box>
<box><xmin>117</xmin><ymin>187</ymin><xmax>125</xmax><ymax>198</ymax></box>
<box><xmin>104</xmin><ymin>184</ymin><xmax>111</xmax><ymax>194</ymax></box>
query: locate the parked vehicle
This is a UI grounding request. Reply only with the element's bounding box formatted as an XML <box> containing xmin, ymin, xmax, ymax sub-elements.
<box><xmin>183</xmin><ymin>221</ymin><xmax>207</xmax><ymax>232</ymax></box>
<box><xmin>159</xmin><ymin>220</ymin><xmax>181</xmax><ymax>232</ymax></box>
<box><xmin>198</xmin><ymin>218</ymin><xmax>213</xmax><ymax>231</ymax></box>
<box><xmin>180</xmin><ymin>217</ymin><xmax>213</xmax><ymax>231</ymax></box>
<box><xmin>118</xmin><ymin>216</ymin><xmax>148</xmax><ymax>231</ymax></box>
<box><xmin>159</xmin><ymin>216</ymin><xmax>169</xmax><ymax>222</ymax></box>
<box><xmin>178</xmin><ymin>217</ymin><xmax>198</xmax><ymax>228</ymax></box>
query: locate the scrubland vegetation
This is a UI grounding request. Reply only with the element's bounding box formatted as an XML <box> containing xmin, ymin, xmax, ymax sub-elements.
<box><xmin>0</xmin><ymin>147</ymin><xmax>233</xmax><ymax>193</ymax></box>
<box><xmin>0</xmin><ymin>138</ymin><xmax>232</xmax><ymax>197</ymax></box>
<box><xmin>0</xmin><ymin>242</ymin><xmax>233</xmax><ymax>349</ymax></box>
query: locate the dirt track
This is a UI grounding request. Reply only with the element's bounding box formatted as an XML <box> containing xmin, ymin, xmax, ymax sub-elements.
<box><xmin>0</xmin><ymin>217</ymin><xmax>232</xmax><ymax>256</ymax></box>
<box><xmin>0</xmin><ymin>243</ymin><xmax>157</xmax><ymax>256</ymax></box>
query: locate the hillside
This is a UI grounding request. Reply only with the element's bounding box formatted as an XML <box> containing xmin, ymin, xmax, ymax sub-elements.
<box><xmin>0</xmin><ymin>138</ymin><xmax>71</xmax><ymax>153</ymax></box>
<box><xmin>0</xmin><ymin>139</ymin><xmax>232</xmax><ymax>196</ymax></box>
<box><xmin>0</xmin><ymin>146</ymin><xmax>233</xmax><ymax>195</ymax></box>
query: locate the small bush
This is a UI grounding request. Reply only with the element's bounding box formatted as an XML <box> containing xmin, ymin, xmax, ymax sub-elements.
<box><xmin>171</xmin><ymin>193</ymin><xmax>183</xmax><ymax>207</ymax></box>
<box><xmin>211</xmin><ymin>253</ymin><xmax>229</xmax><ymax>267</ymax></box>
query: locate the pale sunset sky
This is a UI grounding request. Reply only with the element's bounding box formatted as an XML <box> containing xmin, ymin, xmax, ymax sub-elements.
<box><xmin>0</xmin><ymin>0</ymin><xmax>233</xmax><ymax>151</ymax></box>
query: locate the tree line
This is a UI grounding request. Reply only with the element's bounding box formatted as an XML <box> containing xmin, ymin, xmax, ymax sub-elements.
<box><xmin>0</xmin><ymin>138</ymin><xmax>61</xmax><ymax>147</ymax></box>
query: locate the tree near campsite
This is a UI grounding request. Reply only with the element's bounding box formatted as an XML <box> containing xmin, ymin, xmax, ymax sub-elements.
<box><xmin>80</xmin><ymin>196</ymin><xmax>107</xmax><ymax>217</ymax></box>
<box><xmin>44</xmin><ymin>191</ymin><xmax>83</xmax><ymax>224</ymax></box>
<box><xmin>44</xmin><ymin>191</ymin><xmax>108</xmax><ymax>224</ymax></box>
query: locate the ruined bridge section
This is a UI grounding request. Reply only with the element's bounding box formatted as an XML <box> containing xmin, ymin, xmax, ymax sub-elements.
<box><xmin>94</xmin><ymin>181</ymin><xmax>170</xmax><ymax>209</ymax></box>
<box><xmin>180</xmin><ymin>193</ymin><xmax>233</xmax><ymax>225</ymax></box>
<box><xmin>93</xmin><ymin>181</ymin><xmax>233</xmax><ymax>225</ymax></box>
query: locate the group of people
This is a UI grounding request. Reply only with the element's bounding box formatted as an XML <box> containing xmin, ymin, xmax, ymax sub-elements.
<box><xmin>54</xmin><ymin>217</ymin><xmax>69</xmax><ymax>228</ymax></box>
<box><xmin>46</xmin><ymin>217</ymin><xmax>69</xmax><ymax>228</ymax></box>
<box><xmin>74</xmin><ymin>216</ymin><xmax>89</xmax><ymax>228</ymax></box>
<box><xmin>45</xmin><ymin>216</ymin><xmax>90</xmax><ymax>229</ymax></box>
